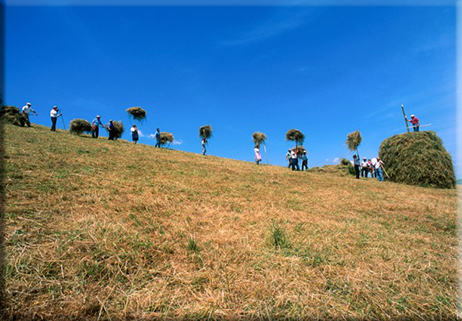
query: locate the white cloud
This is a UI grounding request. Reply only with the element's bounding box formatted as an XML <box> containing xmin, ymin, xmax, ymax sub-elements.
<box><xmin>333</xmin><ymin>157</ymin><xmax>340</xmax><ymax>164</ymax></box>
<box><xmin>172</xmin><ymin>139</ymin><xmax>183</xmax><ymax>145</ymax></box>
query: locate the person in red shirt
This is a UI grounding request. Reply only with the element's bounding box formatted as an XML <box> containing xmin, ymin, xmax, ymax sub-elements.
<box><xmin>406</xmin><ymin>114</ymin><xmax>420</xmax><ymax>132</ymax></box>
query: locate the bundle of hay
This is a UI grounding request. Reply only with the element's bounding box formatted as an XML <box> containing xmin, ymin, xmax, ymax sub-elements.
<box><xmin>346</xmin><ymin>130</ymin><xmax>362</xmax><ymax>154</ymax></box>
<box><xmin>252</xmin><ymin>132</ymin><xmax>267</xmax><ymax>146</ymax></box>
<box><xmin>111</xmin><ymin>121</ymin><xmax>124</xmax><ymax>139</ymax></box>
<box><xmin>0</xmin><ymin>105</ymin><xmax>27</xmax><ymax>126</ymax></box>
<box><xmin>293</xmin><ymin>145</ymin><xmax>306</xmax><ymax>154</ymax></box>
<box><xmin>379</xmin><ymin>131</ymin><xmax>455</xmax><ymax>189</ymax></box>
<box><xmin>286</xmin><ymin>129</ymin><xmax>305</xmax><ymax>147</ymax></box>
<box><xmin>126</xmin><ymin>107</ymin><xmax>147</xmax><ymax>121</ymax></box>
<box><xmin>340</xmin><ymin>158</ymin><xmax>351</xmax><ymax>166</ymax></box>
<box><xmin>159</xmin><ymin>132</ymin><xmax>174</xmax><ymax>147</ymax></box>
<box><xmin>199</xmin><ymin>125</ymin><xmax>213</xmax><ymax>139</ymax></box>
<box><xmin>69</xmin><ymin>119</ymin><xmax>92</xmax><ymax>135</ymax></box>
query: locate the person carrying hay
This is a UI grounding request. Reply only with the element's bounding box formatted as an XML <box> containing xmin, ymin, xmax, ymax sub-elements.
<box><xmin>131</xmin><ymin>125</ymin><xmax>139</xmax><ymax>144</ymax></box>
<box><xmin>286</xmin><ymin>149</ymin><xmax>292</xmax><ymax>168</ymax></box>
<box><xmin>21</xmin><ymin>102</ymin><xmax>38</xmax><ymax>127</ymax></box>
<box><xmin>154</xmin><ymin>128</ymin><xmax>161</xmax><ymax>148</ymax></box>
<box><xmin>291</xmin><ymin>149</ymin><xmax>299</xmax><ymax>171</ymax></box>
<box><xmin>202</xmin><ymin>137</ymin><xmax>207</xmax><ymax>155</ymax></box>
<box><xmin>91</xmin><ymin>115</ymin><xmax>105</xmax><ymax>138</ymax></box>
<box><xmin>254</xmin><ymin>144</ymin><xmax>262</xmax><ymax>165</ymax></box>
<box><xmin>50</xmin><ymin>106</ymin><xmax>62</xmax><ymax>132</ymax></box>
<box><xmin>375</xmin><ymin>157</ymin><xmax>385</xmax><ymax>182</ymax></box>
<box><xmin>353</xmin><ymin>155</ymin><xmax>360</xmax><ymax>179</ymax></box>
<box><xmin>107</xmin><ymin>120</ymin><xmax>115</xmax><ymax>140</ymax></box>
<box><xmin>301</xmin><ymin>151</ymin><xmax>308</xmax><ymax>171</ymax></box>
<box><xmin>405</xmin><ymin>114</ymin><xmax>420</xmax><ymax>132</ymax></box>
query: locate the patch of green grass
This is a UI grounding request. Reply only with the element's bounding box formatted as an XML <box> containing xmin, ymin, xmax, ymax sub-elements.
<box><xmin>187</xmin><ymin>237</ymin><xmax>201</xmax><ymax>253</ymax></box>
<box><xmin>269</xmin><ymin>221</ymin><xmax>291</xmax><ymax>249</ymax></box>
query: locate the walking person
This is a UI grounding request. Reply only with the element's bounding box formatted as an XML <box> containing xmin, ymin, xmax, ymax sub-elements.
<box><xmin>375</xmin><ymin>157</ymin><xmax>385</xmax><ymax>182</ymax></box>
<box><xmin>291</xmin><ymin>149</ymin><xmax>299</xmax><ymax>171</ymax></box>
<box><xmin>91</xmin><ymin>115</ymin><xmax>105</xmax><ymax>138</ymax></box>
<box><xmin>21</xmin><ymin>102</ymin><xmax>38</xmax><ymax>127</ymax></box>
<box><xmin>107</xmin><ymin>120</ymin><xmax>115</xmax><ymax>141</ymax></box>
<box><xmin>361</xmin><ymin>158</ymin><xmax>368</xmax><ymax>178</ymax></box>
<box><xmin>50</xmin><ymin>106</ymin><xmax>62</xmax><ymax>131</ymax></box>
<box><xmin>131</xmin><ymin>125</ymin><xmax>139</xmax><ymax>144</ymax></box>
<box><xmin>154</xmin><ymin>128</ymin><xmax>161</xmax><ymax>148</ymax></box>
<box><xmin>286</xmin><ymin>149</ymin><xmax>292</xmax><ymax>168</ymax></box>
<box><xmin>353</xmin><ymin>155</ymin><xmax>360</xmax><ymax>179</ymax></box>
<box><xmin>254</xmin><ymin>144</ymin><xmax>262</xmax><ymax>165</ymax></box>
<box><xmin>405</xmin><ymin>114</ymin><xmax>420</xmax><ymax>132</ymax></box>
<box><xmin>301</xmin><ymin>151</ymin><xmax>308</xmax><ymax>171</ymax></box>
<box><xmin>202</xmin><ymin>137</ymin><xmax>207</xmax><ymax>155</ymax></box>
<box><xmin>368</xmin><ymin>159</ymin><xmax>375</xmax><ymax>178</ymax></box>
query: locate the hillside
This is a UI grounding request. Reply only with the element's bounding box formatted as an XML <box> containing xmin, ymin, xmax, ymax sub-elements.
<box><xmin>2</xmin><ymin>123</ymin><xmax>459</xmax><ymax>320</ymax></box>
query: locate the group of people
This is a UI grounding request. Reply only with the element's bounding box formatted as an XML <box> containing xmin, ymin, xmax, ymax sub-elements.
<box><xmin>353</xmin><ymin>155</ymin><xmax>385</xmax><ymax>182</ymax></box>
<box><xmin>285</xmin><ymin>148</ymin><xmax>308</xmax><ymax>171</ymax></box>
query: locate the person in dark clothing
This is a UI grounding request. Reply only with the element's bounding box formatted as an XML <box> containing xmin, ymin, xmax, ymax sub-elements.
<box><xmin>353</xmin><ymin>155</ymin><xmax>360</xmax><ymax>179</ymax></box>
<box><xmin>131</xmin><ymin>125</ymin><xmax>139</xmax><ymax>144</ymax></box>
<box><xmin>108</xmin><ymin>120</ymin><xmax>115</xmax><ymax>140</ymax></box>
<box><xmin>301</xmin><ymin>151</ymin><xmax>308</xmax><ymax>171</ymax></box>
<box><xmin>50</xmin><ymin>106</ymin><xmax>61</xmax><ymax>131</ymax></box>
<box><xmin>154</xmin><ymin>128</ymin><xmax>161</xmax><ymax>148</ymax></box>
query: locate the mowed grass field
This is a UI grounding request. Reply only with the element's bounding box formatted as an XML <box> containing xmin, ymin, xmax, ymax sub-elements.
<box><xmin>2</xmin><ymin>123</ymin><xmax>459</xmax><ymax>320</ymax></box>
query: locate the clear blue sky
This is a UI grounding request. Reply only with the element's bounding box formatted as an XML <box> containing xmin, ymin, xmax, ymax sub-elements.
<box><xmin>5</xmin><ymin>5</ymin><xmax>458</xmax><ymax>176</ymax></box>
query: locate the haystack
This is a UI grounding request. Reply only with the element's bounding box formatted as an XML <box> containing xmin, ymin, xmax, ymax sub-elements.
<box><xmin>346</xmin><ymin>131</ymin><xmax>362</xmax><ymax>153</ymax></box>
<box><xmin>159</xmin><ymin>132</ymin><xmax>174</xmax><ymax>147</ymax></box>
<box><xmin>252</xmin><ymin>132</ymin><xmax>267</xmax><ymax>146</ymax></box>
<box><xmin>379</xmin><ymin>131</ymin><xmax>455</xmax><ymax>189</ymax></box>
<box><xmin>111</xmin><ymin>121</ymin><xmax>124</xmax><ymax>139</ymax></box>
<box><xmin>69</xmin><ymin>119</ymin><xmax>92</xmax><ymax>135</ymax></box>
<box><xmin>199</xmin><ymin>125</ymin><xmax>212</xmax><ymax>139</ymax></box>
<box><xmin>126</xmin><ymin>107</ymin><xmax>147</xmax><ymax>121</ymax></box>
<box><xmin>0</xmin><ymin>105</ymin><xmax>27</xmax><ymax>126</ymax></box>
<box><xmin>286</xmin><ymin>129</ymin><xmax>305</xmax><ymax>147</ymax></box>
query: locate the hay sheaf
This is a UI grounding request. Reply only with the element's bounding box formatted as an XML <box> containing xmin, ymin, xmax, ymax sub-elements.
<box><xmin>379</xmin><ymin>131</ymin><xmax>455</xmax><ymax>189</ymax></box>
<box><xmin>126</xmin><ymin>107</ymin><xmax>147</xmax><ymax>121</ymax></box>
<box><xmin>0</xmin><ymin>105</ymin><xmax>27</xmax><ymax>126</ymax></box>
<box><xmin>346</xmin><ymin>131</ymin><xmax>362</xmax><ymax>152</ymax></box>
<box><xmin>252</xmin><ymin>132</ymin><xmax>267</xmax><ymax>146</ymax></box>
<box><xmin>199</xmin><ymin>125</ymin><xmax>212</xmax><ymax>139</ymax></box>
<box><xmin>160</xmin><ymin>132</ymin><xmax>174</xmax><ymax>146</ymax></box>
<box><xmin>111</xmin><ymin>121</ymin><xmax>124</xmax><ymax>139</ymax></box>
<box><xmin>286</xmin><ymin>129</ymin><xmax>305</xmax><ymax>146</ymax></box>
<box><xmin>69</xmin><ymin>119</ymin><xmax>92</xmax><ymax>135</ymax></box>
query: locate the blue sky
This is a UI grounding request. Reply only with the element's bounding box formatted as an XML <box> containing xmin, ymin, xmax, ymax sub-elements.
<box><xmin>5</xmin><ymin>5</ymin><xmax>458</xmax><ymax>176</ymax></box>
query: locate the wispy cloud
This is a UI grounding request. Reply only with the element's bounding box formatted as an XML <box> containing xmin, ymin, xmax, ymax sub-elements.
<box><xmin>220</xmin><ymin>9</ymin><xmax>310</xmax><ymax>46</ymax></box>
<box><xmin>172</xmin><ymin>139</ymin><xmax>183</xmax><ymax>145</ymax></box>
<box><xmin>333</xmin><ymin>157</ymin><xmax>340</xmax><ymax>164</ymax></box>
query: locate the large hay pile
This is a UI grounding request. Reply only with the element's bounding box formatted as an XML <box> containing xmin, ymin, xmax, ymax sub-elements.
<box><xmin>379</xmin><ymin>131</ymin><xmax>455</xmax><ymax>189</ymax></box>
<box><xmin>159</xmin><ymin>132</ymin><xmax>174</xmax><ymax>147</ymax></box>
<box><xmin>346</xmin><ymin>130</ymin><xmax>362</xmax><ymax>153</ymax></box>
<box><xmin>252</xmin><ymin>132</ymin><xmax>266</xmax><ymax>146</ymax></box>
<box><xmin>286</xmin><ymin>129</ymin><xmax>305</xmax><ymax>147</ymax></box>
<box><xmin>126</xmin><ymin>107</ymin><xmax>147</xmax><ymax>121</ymax></box>
<box><xmin>0</xmin><ymin>106</ymin><xmax>27</xmax><ymax>126</ymax></box>
<box><xmin>69</xmin><ymin>119</ymin><xmax>92</xmax><ymax>135</ymax></box>
<box><xmin>111</xmin><ymin>121</ymin><xmax>124</xmax><ymax>139</ymax></box>
<box><xmin>199</xmin><ymin>125</ymin><xmax>212</xmax><ymax>139</ymax></box>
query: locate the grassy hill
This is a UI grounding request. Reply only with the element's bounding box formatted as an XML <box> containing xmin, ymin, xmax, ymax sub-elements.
<box><xmin>2</xmin><ymin>123</ymin><xmax>459</xmax><ymax>320</ymax></box>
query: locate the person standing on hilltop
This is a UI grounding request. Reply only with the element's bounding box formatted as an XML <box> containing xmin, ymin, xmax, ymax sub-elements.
<box><xmin>353</xmin><ymin>155</ymin><xmax>360</xmax><ymax>179</ymax></box>
<box><xmin>301</xmin><ymin>151</ymin><xmax>308</xmax><ymax>171</ymax></box>
<box><xmin>131</xmin><ymin>124</ymin><xmax>139</xmax><ymax>144</ymax></box>
<box><xmin>375</xmin><ymin>157</ymin><xmax>385</xmax><ymax>182</ymax></box>
<box><xmin>405</xmin><ymin>114</ymin><xmax>420</xmax><ymax>132</ymax></box>
<box><xmin>202</xmin><ymin>137</ymin><xmax>207</xmax><ymax>155</ymax></box>
<box><xmin>286</xmin><ymin>149</ymin><xmax>292</xmax><ymax>168</ymax></box>
<box><xmin>154</xmin><ymin>128</ymin><xmax>161</xmax><ymax>148</ymax></box>
<box><xmin>91</xmin><ymin>115</ymin><xmax>105</xmax><ymax>138</ymax></box>
<box><xmin>254</xmin><ymin>144</ymin><xmax>262</xmax><ymax>165</ymax></box>
<box><xmin>50</xmin><ymin>106</ymin><xmax>62</xmax><ymax>132</ymax></box>
<box><xmin>361</xmin><ymin>157</ymin><xmax>369</xmax><ymax>178</ymax></box>
<box><xmin>291</xmin><ymin>149</ymin><xmax>299</xmax><ymax>171</ymax></box>
<box><xmin>107</xmin><ymin>120</ymin><xmax>115</xmax><ymax>140</ymax></box>
<box><xmin>21</xmin><ymin>102</ymin><xmax>37</xmax><ymax>127</ymax></box>
<box><xmin>368</xmin><ymin>159</ymin><xmax>375</xmax><ymax>177</ymax></box>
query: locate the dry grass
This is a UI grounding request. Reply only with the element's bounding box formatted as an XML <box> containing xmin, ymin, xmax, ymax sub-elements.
<box><xmin>2</xmin><ymin>123</ymin><xmax>459</xmax><ymax>320</ymax></box>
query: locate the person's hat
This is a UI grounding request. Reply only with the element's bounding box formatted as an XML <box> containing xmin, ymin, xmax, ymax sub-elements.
<box><xmin>96</xmin><ymin>115</ymin><xmax>100</xmax><ymax>118</ymax></box>
<box><xmin>53</xmin><ymin>106</ymin><xmax>57</xmax><ymax>109</ymax></box>
<box><xmin>363</xmin><ymin>158</ymin><xmax>366</xmax><ymax>160</ymax></box>
<box><xmin>411</xmin><ymin>114</ymin><xmax>415</xmax><ymax>118</ymax></box>
<box><xmin>26</xmin><ymin>102</ymin><xmax>31</xmax><ymax>106</ymax></box>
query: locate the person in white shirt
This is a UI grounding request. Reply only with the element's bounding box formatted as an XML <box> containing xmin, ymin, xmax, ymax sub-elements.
<box><xmin>130</xmin><ymin>125</ymin><xmax>139</xmax><ymax>144</ymax></box>
<box><xmin>291</xmin><ymin>149</ymin><xmax>299</xmax><ymax>171</ymax></box>
<box><xmin>375</xmin><ymin>157</ymin><xmax>385</xmax><ymax>182</ymax></box>
<box><xmin>50</xmin><ymin>106</ymin><xmax>61</xmax><ymax>131</ymax></box>
<box><xmin>254</xmin><ymin>144</ymin><xmax>262</xmax><ymax>165</ymax></box>
<box><xmin>361</xmin><ymin>158</ymin><xmax>369</xmax><ymax>178</ymax></box>
<box><xmin>21</xmin><ymin>102</ymin><xmax>37</xmax><ymax>127</ymax></box>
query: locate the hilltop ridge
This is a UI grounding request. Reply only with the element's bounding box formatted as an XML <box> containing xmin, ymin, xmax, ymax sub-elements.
<box><xmin>2</xmin><ymin>123</ymin><xmax>458</xmax><ymax>320</ymax></box>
